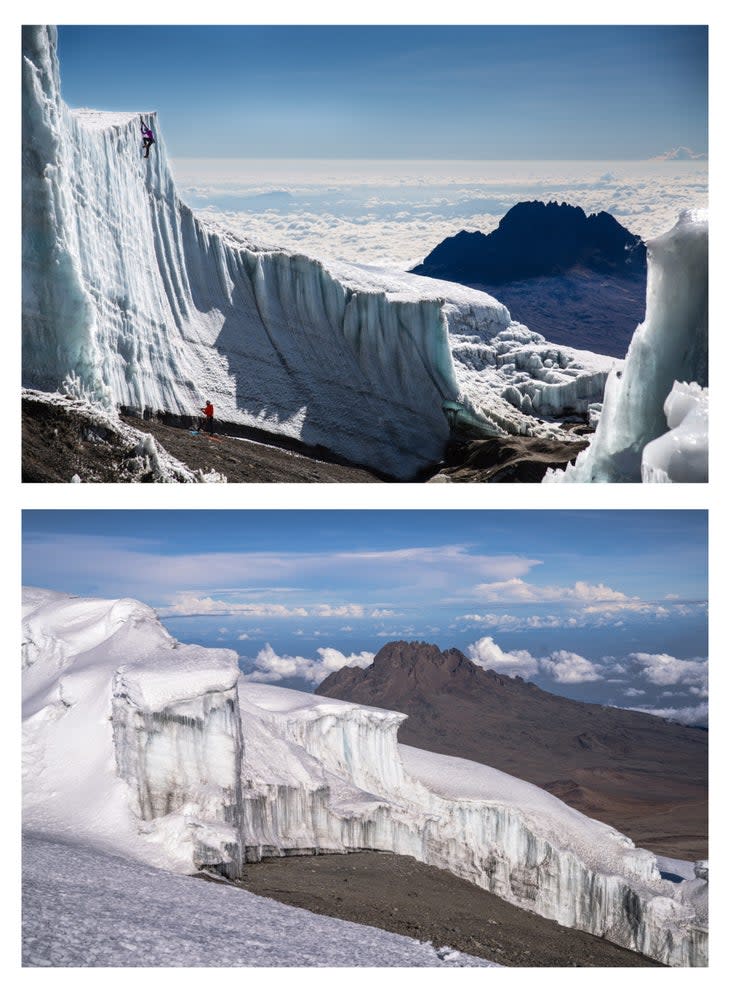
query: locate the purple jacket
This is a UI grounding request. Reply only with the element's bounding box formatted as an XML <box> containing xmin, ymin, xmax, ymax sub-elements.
<box><xmin>142</xmin><ymin>126</ymin><xmax>154</xmax><ymax>141</ymax></box>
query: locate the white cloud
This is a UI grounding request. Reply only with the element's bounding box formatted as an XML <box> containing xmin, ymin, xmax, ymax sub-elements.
<box><xmin>160</xmin><ymin>594</ymin><xmax>309</xmax><ymax>618</ymax></box>
<box><xmin>649</xmin><ymin>147</ymin><xmax>707</xmax><ymax>161</ymax></box>
<box><xmin>623</xmin><ymin>687</ymin><xmax>646</xmax><ymax>697</ymax></box>
<box><xmin>459</xmin><ymin>597</ymin><xmax>705</xmax><ymax>631</ymax></box>
<box><xmin>313</xmin><ymin>604</ymin><xmax>365</xmax><ymax>618</ymax></box>
<box><xmin>630</xmin><ymin>652</ymin><xmax>707</xmax><ymax>688</ymax></box>
<box><xmin>466</xmin><ymin>637</ymin><xmax>539</xmax><ymax>679</ymax></box>
<box><xmin>242</xmin><ymin>644</ymin><xmax>374</xmax><ymax>685</ymax></box>
<box><xmin>460</xmin><ymin>612</ymin><xmax>565</xmax><ymax>630</ymax></box>
<box><xmin>472</xmin><ymin>578</ymin><xmax>635</xmax><ymax>606</ymax></box>
<box><xmin>466</xmin><ymin>639</ymin><xmax>606</xmax><ymax>685</ymax></box>
<box><xmin>627</xmin><ymin>702</ymin><xmax>708</xmax><ymax>727</ymax></box>
<box><xmin>539</xmin><ymin>650</ymin><xmax>603</xmax><ymax>684</ymax></box>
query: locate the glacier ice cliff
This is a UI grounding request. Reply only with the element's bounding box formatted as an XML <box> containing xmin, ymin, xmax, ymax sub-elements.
<box><xmin>544</xmin><ymin>210</ymin><xmax>708</xmax><ymax>483</ymax></box>
<box><xmin>22</xmin><ymin>588</ymin><xmax>708</xmax><ymax>966</ymax></box>
<box><xmin>22</xmin><ymin>26</ymin><xmax>613</xmax><ymax>478</ymax></box>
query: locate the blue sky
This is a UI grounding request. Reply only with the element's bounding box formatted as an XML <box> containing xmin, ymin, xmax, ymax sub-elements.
<box><xmin>23</xmin><ymin>510</ymin><xmax>708</xmax><ymax>722</ymax></box>
<box><xmin>55</xmin><ymin>25</ymin><xmax>708</xmax><ymax>159</ymax></box>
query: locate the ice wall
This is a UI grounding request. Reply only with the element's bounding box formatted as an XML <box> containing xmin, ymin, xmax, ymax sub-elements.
<box><xmin>241</xmin><ymin>685</ymin><xmax>707</xmax><ymax>968</ymax></box>
<box><xmin>544</xmin><ymin>211</ymin><xmax>708</xmax><ymax>483</ymax></box>
<box><xmin>22</xmin><ymin>27</ymin><xmax>611</xmax><ymax>478</ymax></box>
<box><xmin>22</xmin><ymin>588</ymin><xmax>708</xmax><ymax>966</ymax></box>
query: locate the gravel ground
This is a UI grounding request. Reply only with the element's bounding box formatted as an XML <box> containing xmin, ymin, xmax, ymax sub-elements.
<box><xmin>23</xmin><ymin>394</ymin><xmax>591</xmax><ymax>484</ymax></box>
<box><xmin>118</xmin><ymin>414</ymin><xmax>385</xmax><ymax>483</ymax></box>
<box><xmin>239</xmin><ymin>851</ymin><xmax>663</xmax><ymax>968</ymax></box>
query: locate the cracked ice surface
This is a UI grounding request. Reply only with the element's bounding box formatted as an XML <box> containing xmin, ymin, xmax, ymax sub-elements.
<box><xmin>22</xmin><ymin>26</ymin><xmax>611</xmax><ymax>478</ymax></box>
<box><xmin>22</xmin><ymin>588</ymin><xmax>707</xmax><ymax>966</ymax></box>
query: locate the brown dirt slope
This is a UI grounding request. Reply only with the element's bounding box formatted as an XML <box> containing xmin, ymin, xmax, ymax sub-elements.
<box><xmin>316</xmin><ymin>641</ymin><xmax>708</xmax><ymax>858</ymax></box>
<box><xmin>21</xmin><ymin>395</ymin><xmax>382</xmax><ymax>483</ymax></box>
<box><xmin>118</xmin><ymin>414</ymin><xmax>383</xmax><ymax>483</ymax></box>
<box><xmin>239</xmin><ymin>851</ymin><xmax>662</xmax><ymax>967</ymax></box>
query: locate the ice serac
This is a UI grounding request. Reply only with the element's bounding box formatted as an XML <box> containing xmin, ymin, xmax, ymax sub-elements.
<box><xmin>544</xmin><ymin>211</ymin><xmax>708</xmax><ymax>483</ymax></box>
<box><xmin>22</xmin><ymin>27</ymin><xmax>611</xmax><ymax>478</ymax></box>
<box><xmin>22</xmin><ymin>588</ymin><xmax>707</xmax><ymax>967</ymax></box>
<box><xmin>22</xmin><ymin>588</ymin><xmax>245</xmax><ymax>877</ymax></box>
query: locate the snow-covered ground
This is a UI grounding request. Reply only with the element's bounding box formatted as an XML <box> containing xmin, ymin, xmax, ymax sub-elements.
<box><xmin>22</xmin><ymin>26</ymin><xmax>614</xmax><ymax>479</ymax></box>
<box><xmin>22</xmin><ymin>834</ymin><xmax>492</xmax><ymax>967</ymax></box>
<box><xmin>22</xmin><ymin>588</ymin><xmax>708</xmax><ymax>966</ymax></box>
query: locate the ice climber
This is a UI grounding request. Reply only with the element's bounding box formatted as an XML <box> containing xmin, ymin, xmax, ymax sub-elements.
<box><xmin>201</xmin><ymin>400</ymin><xmax>215</xmax><ymax>432</ymax></box>
<box><xmin>140</xmin><ymin>118</ymin><xmax>155</xmax><ymax>158</ymax></box>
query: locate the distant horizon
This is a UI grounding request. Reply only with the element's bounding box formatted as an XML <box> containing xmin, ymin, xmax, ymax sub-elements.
<box><xmin>169</xmin><ymin>156</ymin><xmax>708</xmax><ymax>268</ymax></box>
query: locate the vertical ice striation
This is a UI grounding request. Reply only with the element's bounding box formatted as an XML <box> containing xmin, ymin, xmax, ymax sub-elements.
<box><xmin>21</xmin><ymin>26</ymin><xmax>108</xmax><ymax>404</ymax></box>
<box><xmin>112</xmin><ymin>670</ymin><xmax>246</xmax><ymax>878</ymax></box>
<box><xmin>22</xmin><ymin>27</ymin><xmax>612</xmax><ymax>478</ymax></box>
<box><xmin>239</xmin><ymin>686</ymin><xmax>707</xmax><ymax>967</ymax></box>
<box><xmin>22</xmin><ymin>589</ymin><xmax>708</xmax><ymax>967</ymax></box>
<box><xmin>545</xmin><ymin>211</ymin><xmax>708</xmax><ymax>483</ymax></box>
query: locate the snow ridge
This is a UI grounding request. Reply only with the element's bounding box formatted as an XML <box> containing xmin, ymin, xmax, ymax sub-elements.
<box><xmin>22</xmin><ymin>588</ymin><xmax>707</xmax><ymax>966</ymax></box>
<box><xmin>22</xmin><ymin>26</ymin><xmax>612</xmax><ymax>478</ymax></box>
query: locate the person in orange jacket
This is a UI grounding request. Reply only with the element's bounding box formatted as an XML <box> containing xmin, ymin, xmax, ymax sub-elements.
<box><xmin>200</xmin><ymin>400</ymin><xmax>215</xmax><ymax>433</ymax></box>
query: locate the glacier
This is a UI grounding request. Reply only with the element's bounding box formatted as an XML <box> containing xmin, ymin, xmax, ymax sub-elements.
<box><xmin>544</xmin><ymin>210</ymin><xmax>708</xmax><ymax>483</ymax></box>
<box><xmin>22</xmin><ymin>587</ymin><xmax>708</xmax><ymax>967</ymax></box>
<box><xmin>22</xmin><ymin>26</ymin><xmax>614</xmax><ymax>479</ymax></box>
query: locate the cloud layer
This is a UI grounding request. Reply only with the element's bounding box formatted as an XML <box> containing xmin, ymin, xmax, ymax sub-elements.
<box><xmin>242</xmin><ymin>644</ymin><xmax>374</xmax><ymax>685</ymax></box>
<box><xmin>173</xmin><ymin>157</ymin><xmax>708</xmax><ymax>268</ymax></box>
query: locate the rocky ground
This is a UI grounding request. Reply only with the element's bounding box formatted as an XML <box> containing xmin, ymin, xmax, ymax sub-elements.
<box><xmin>21</xmin><ymin>394</ymin><xmax>381</xmax><ymax>483</ymax></box>
<box><xmin>238</xmin><ymin>851</ymin><xmax>662</xmax><ymax>967</ymax></box>
<box><xmin>22</xmin><ymin>392</ymin><xmax>590</xmax><ymax>484</ymax></box>
<box><xmin>117</xmin><ymin>413</ymin><xmax>384</xmax><ymax>483</ymax></box>
<box><xmin>429</xmin><ymin>432</ymin><xmax>589</xmax><ymax>482</ymax></box>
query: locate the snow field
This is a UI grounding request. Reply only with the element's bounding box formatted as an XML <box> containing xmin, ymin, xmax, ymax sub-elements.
<box><xmin>23</xmin><ymin>834</ymin><xmax>494</xmax><ymax>967</ymax></box>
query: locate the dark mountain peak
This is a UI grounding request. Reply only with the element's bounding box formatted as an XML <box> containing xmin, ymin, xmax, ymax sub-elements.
<box><xmin>373</xmin><ymin>640</ymin><xmax>444</xmax><ymax>667</ymax></box>
<box><xmin>319</xmin><ymin>639</ymin><xmax>509</xmax><ymax>699</ymax></box>
<box><xmin>410</xmin><ymin>199</ymin><xmax>646</xmax><ymax>285</ymax></box>
<box><xmin>498</xmin><ymin>199</ymin><xmax>587</xmax><ymax>230</ymax></box>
